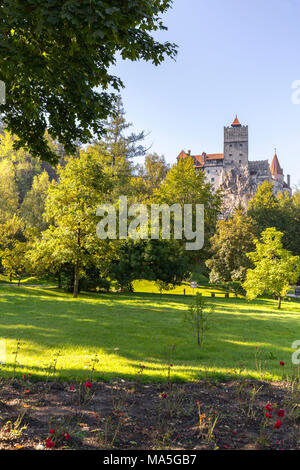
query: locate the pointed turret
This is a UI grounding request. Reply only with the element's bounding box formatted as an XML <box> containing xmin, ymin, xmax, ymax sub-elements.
<box><xmin>231</xmin><ymin>115</ymin><xmax>241</xmax><ymax>127</ymax></box>
<box><xmin>270</xmin><ymin>151</ymin><xmax>283</xmax><ymax>176</ymax></box>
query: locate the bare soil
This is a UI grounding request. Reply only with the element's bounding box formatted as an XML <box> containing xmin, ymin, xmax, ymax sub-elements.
<box><xmin>0</xmin><ymin>378</ymin><xmax>299</xmax><ymax>450</ymax></box>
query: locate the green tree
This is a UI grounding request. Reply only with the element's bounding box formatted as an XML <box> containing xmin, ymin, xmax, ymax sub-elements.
<box><xmin>152</xmin><ymin>157</ymin><xmax>222</xmax><ymax>265</ymax></box>
<box><xmin>21</xmin><ymin>171</ymin><xmax>50</xmax><ymax>232</ymax></box>
<box><xmin>40</xmin><ymin>151</ymin><xmax>111</xmax><ymax>297</ymax></box>
<box><xmin>248</xmin><ymin>181</ymin><xmax>300</xmax><ymax>257</ymax></box>
<box><xmin>206</xmin><ymin>209</ymin><xmax>258</xmax><ymax>284</ymax></box>
<box><xmin>0</xmin><ymin>159</ymin><xmax>19</xmax><ymax>223</ymax></box>
<box><xmin>0</xmin><ymin>131</ymin><xmax>42</xmax><ymax>202</ymax></box>
<box><xmin>134</xmin><ymin>153</ymin><xmax>170</xmax><ymax>200</ymax></box>
<box><xmin>1</xmin><ymin>240</ymin><xmax>28</xmax><ymax>284</ymax></box>
<box><xmin>27</xmin><ymin>226</ymin><xmax>76</xmax><ymax>289</ymax></box>
<box><xmin>88</xmin><ymin>97</ymin><xmax>150</xmax><ymax>203</ymax></box>
<box><xmin>102</xmin><ymin>95</ymin><xmax>149</xmax><ymax>167</ymax></box>
<box><xmin>0</xmin><ymin>1</ymin><xmax>176</xmax><ymax>163</ymax></box>
<box><xmin>243</xmin><ymin>227</ymin><xmax>300</xmax><ymax>309</ymax></box>
<box><xmin>0</xmin><ymin>216</ymin><xmax>26</xmax><ymax>275</ymax></box>
<box><xmin>109</xmin><ymin>239</ymin><xmax>189</xmax><ymax>292</ymax></box>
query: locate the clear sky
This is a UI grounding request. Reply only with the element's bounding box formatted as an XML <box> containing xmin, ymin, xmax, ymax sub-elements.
<box><xmin>112</xmin><ymin>0</ymin><xmax>300</xmax><ymax>187</ymax></box>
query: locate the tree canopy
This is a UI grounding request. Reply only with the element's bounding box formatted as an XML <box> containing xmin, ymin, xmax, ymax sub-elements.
<box><xmin>0</xmin><ymin>1</ymin><xmax>176</xmax><ymax>163</ymax></box>
<box><xmin>247</xmin><ymin>181</ymin><xmax>300</xmax><ymax>257</ymax></box>
<box><xmin>243</xmin><ymin>227</ymin><xmax>300</xmax><ymax>309</ymax></box>
<box><xmin>206</xmin><ymin>209</ymin><xmax>257</xmax><ymax>284</ymax></box>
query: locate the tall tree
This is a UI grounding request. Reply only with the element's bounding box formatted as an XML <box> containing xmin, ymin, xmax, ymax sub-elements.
<box><xmin>102</xmin><ymin>95</ymin><xmax>149</xmax><ymax>167</ymax></box>
<box><xmin>152</xmin><ymin>157</ymin><xmax>222</xmax><ymax>265</ymax></box>
<box><xmin>1</xmin><ymin>240</ymin><xmax>28</xmax><ymax>284</ymax></box>
<box><xmin>0</xmin><ymin>215</ymin><xmax>26</xmax><ymax>275</ymax></box>
<box><xmin>40</xmin><ymin>151</ymin><xmax>111</xmax><ymax>297</ymax></box>
<box><xmin>243</xmin><ymin>228</ymin><xmax>300</xmax><ymax>309</ymax></box>
<box><xmin>86</xmin><ymin>96</ymin><xmax>150</xmax><ymax>203</ymax></box>
<box><xmin>21</xmin><ymin>171</ymin><xmax>50</xmax><ymax>232</ymax></box>
<box><xmin>0</xmin><ymin>131</ymin><xmax>42</xmax><ymax>202</ymax></box>
<box><xmin>206</xmin><ymin>209</ymin><xmax>258</xmax><ymax>284</ymax></box>
<box><xmin>134</xmin><ymin>153</ymin><xmax>170</xmax><ymax>200</ymax></box>
<box><xmin>0</xmin><ymin>1</ymin><xmax>176</xmax><ymax>163</ymax></box>
<box><xmin>248</xmin><ymin>181</ymin><xmax>300</xmax><ymax>256</ymax></box>
<box><xmin>0</xmin><ymin>159</ymin><xmax>19</xmax><ymax>223</ymax></box>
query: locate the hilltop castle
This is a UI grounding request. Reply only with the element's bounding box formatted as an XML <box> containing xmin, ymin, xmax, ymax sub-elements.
<box><xmin>177</xmin><ymin>116</ymin><xmax>291</xmax><ymax>213</ymax></box>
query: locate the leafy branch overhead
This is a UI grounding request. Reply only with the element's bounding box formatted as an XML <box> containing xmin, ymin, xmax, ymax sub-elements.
<box><xmin>0</xmin><ymin>0</ymin><xmax>177</xmax><ymax>164</ymax></box>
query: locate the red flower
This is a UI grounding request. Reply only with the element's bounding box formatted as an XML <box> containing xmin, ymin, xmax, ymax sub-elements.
<box><xmin>265</xmin><ymin>413</ymin><xmax>272</xmax><ymax>419</ymax></box>
<box><xmin>170</xmin><ymin>364</ymin><xmax>173</xmax><ymax>367</ymax></box>
<box><xmin>274</xmin><ymin>420</ymin><xmax>282</xmax><ymax>429</ymax></box>
<box><xmin>265</xmin><ymin>404</ymin><xmax>273</xmax><ymax>411</ymax></box>
<box><xmin>280</xmin><ymin>361</ymin><xmax>285</xmax><ymax>366</ymax></box>
<box><xmin>62</xmin><ymin>432</ymin><xmax>70</xmax><ymax>440</ymax></box>
<box><xmin>45</xmin><ymin>437</ymin><xmax>55</xmax><ymax>449</ymax></box>
<box><xmin>49</xmin><ymin>429</ymin><xmax>55</xmax><ymax>434</ymax></box>
<box><xmin>69</xmin><ymin>386</ymin><xmax>75</xmax><ymax>391</ymax></box>
<box><xmin>277</xmin><ymin>409</ymin><xmax>285</xmax><ymax>418</ymax></box>
<box><xmin>161</xmin><ymin>393</ymin><xmax>168</xmax><ymax>399</ymax></box>
<box><xmin>24</xmin><ymin>389</ymin><xmax>30</xmax><ymax>394</ymax></box>
<box><xmin>84</xmin><ymin>381</ymin><xmax>92</xmax><ymax>389</ymax></box>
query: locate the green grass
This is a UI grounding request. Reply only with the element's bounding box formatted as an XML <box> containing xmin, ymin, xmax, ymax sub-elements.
<box><xmin>133</xmin><ymin>279</ymin><xmax>229</xmax><ymax>297</ymax></box>
<box><xmin>0</xmin><ymin>283</ymin><xmax>299</xmax><ymax>382</ymax></box>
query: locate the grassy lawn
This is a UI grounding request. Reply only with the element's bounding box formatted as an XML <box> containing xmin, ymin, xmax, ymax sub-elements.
<box><xmin>0</xmin><ymin>283</ymin><xmax>299</xmax><ymax>382</ymax></box>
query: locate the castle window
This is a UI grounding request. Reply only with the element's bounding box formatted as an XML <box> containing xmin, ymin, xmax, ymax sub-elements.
<box><xmin>229</xmin><ymin>153</ymin><xmax>232</xmax><ymax>157</ymax></box>
<box><xmin>239</xmin><ymin>160</ymin><xmax>242</xmax><ymax>164</ymax></box>
<box><xmin>239</xmin><ymin>153</ymin><xmax>243</xmax><ymax>156</ymax></box>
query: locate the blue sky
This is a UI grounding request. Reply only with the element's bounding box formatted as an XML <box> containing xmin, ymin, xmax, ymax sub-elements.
<box><xmin>112</xmin><ymin>0</ymin><xmax>300</xmax><ymax>187</ymax></box>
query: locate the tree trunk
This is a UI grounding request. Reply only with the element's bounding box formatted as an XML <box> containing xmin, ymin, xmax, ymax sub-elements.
<box><xmin>73</xmin><ymin>261</ymin><xmax>79</xmax><ymax>298</ymax></box>
<box><xmin>58</xmin><ymin>273</ymin><xmax>62</xmax><ymax>289</ymax></box>
<box><xmin>73</xmin><ymin>226</ymin><xmax>81</xmax><ymax>298</ymax></box>
<box><xmin>277</xmin><ymin>296</ymin><xmax>281</xmax><ymax>309</ymax></box>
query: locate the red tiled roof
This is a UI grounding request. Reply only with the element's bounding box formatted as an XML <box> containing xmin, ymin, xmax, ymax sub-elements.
<box><xmin>206</xmin><ymin>153</ymin><xmax>224</xmax><ymax>160</ymax></box>
<box><xmin>177</xmin><ymin>151</ymin><xmax>224</xmax><ymax>167</ymax></box>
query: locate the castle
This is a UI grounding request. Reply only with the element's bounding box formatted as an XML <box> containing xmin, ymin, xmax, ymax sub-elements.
<box><xmin>177</xmin><ymin>116</ymin><xmax>291</xmax><ymax>213</ymax></box>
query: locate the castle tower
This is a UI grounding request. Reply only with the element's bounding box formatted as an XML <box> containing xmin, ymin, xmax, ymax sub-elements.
<box><xmin>270</xmin><ymin>151</ymin><xmax>284</xmax><ymax>183</ymax></box>
<box><xmin>224</xmin><ymin>116</ymin><xmax>248</xmax><ymax>171</ymax></box>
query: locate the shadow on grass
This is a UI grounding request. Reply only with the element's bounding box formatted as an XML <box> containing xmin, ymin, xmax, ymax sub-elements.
<box><xmin>0</xmin><ymin>285</ymin><xmax>298</xmax><ymax>382</ymax></box>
